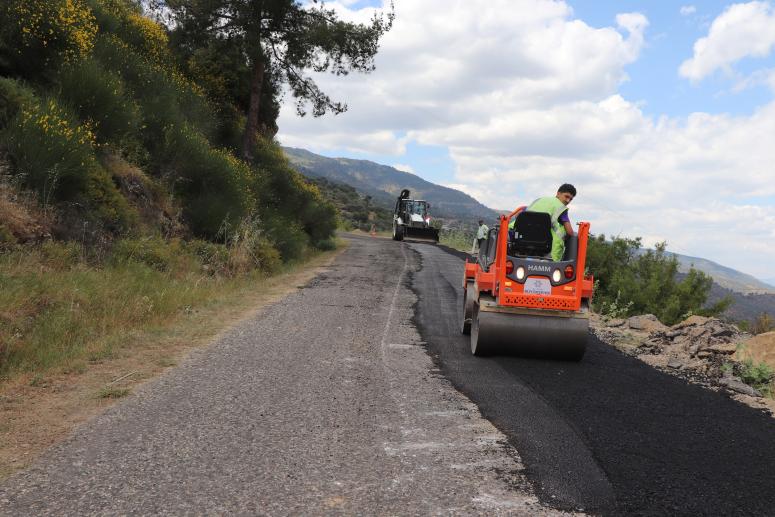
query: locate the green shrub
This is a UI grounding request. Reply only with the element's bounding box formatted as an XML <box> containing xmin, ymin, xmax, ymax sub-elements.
<box><xmin>739</xmin><ymin>357</ymin><xmax>774</xmax><ymax>396</ymax></box>
<box><xmin>185</xmin><ymin>239</ymin><xmax>231</xmax><ymax>274</ymax></box>
<box><xmin>586</xmin><ymin>236</ymin><xmax>725</xmax><ymax>325</ymax></box>
<box><xmin>263</xmin><ymin>215</ymin><xmax>308</xmax><ymax>261</ymax></box>
<box><xmin>251</xmin><ymin>138</ymin><xmax>337</xmax><ymax>248</ymax></box>
<box><xmin>0</xmin><ymin>224</ymin><xmax>17</xmax><ymax>246</ymax></box>
<box><xmin>165</xmin><ymin>125</ymin><xmax>253</xmax><ymax>238</ymax></box>
<box><xmin>2</xmin><ymin>95</ymin><xmax>134</xmax><ymax>231</ymax></box>
<box><xmin>4</xmin><ymin>96</ymin><xmax>96</xmax><ymax>202</ymax></box>
<box><xmin>245</xmin><ymin>236</ymin><xmax>282</xmax><ymax>274</ymax></box>
<box><xmin>0</xmin><ymin>78</ymin><xmax>37</xmax><ymax>129</ymax></box>
<box><xmin>315</xmin><ymin>238</ymin><xmax>337</xmax><ymax>251</ymax></box>
<box><xmin>0</xmin><ymin>0</ymin><xmax>98</xmax><ymax>81</ymax></box>
<box><xmin>112</xmin><ymin>237</ymin><xmax>180</xmax><ymax>271</ymax></box>
<box><xmin>57</xmin><ymin>57</ymin><xmax>142</xmax><ymax>147</ymax></box>
<box><xmin>92</xmin><ymin>34</ymin><xmax>215</xmax><ymax>161</ymax></box>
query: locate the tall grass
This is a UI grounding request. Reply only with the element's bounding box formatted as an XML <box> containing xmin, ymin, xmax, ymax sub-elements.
<box><xmin>0</xmin><ymin>237</ymin><xmax>280</xmax><ymax>377</ymax></box>
<box><xmin>440</xmin><ymin>227</ymin><xmax>475</xmax><ymax>253</ymax></box>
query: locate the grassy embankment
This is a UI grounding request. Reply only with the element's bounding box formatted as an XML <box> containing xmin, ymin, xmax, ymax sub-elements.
<box><xmin>440</xmin><ymin>230</ymin><xmax>475</xmax><ymax>253</ymax></box>
<box><xmin>0</xmin><ymin>239</ymin><xmax>344</xmax><ymax>385</ymax></box>
<box><xmin>0</xmin><ymin>0</ymin><xmax>340</xmax><ymax>381</ymax></box>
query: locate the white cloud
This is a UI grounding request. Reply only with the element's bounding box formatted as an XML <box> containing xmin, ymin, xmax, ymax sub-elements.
<box><xmin>392</xmin><ymin>163</ymin><xmax>414</xmax><ymax>173</ymax></box>
<box><xmin>680</xmin><ymin>5</ymin><xmax>697</xmax><ymax>16</ymax></box>
<box><xmin>679</xmin><ymin>1</ymin><xmax>775</xmax><ymax>81</ymax></box>
<box><xmin>276</xmin><ymin>1</ymin><xmax>775</xmax><ymax>277</ymax></box>
<box><xmin>732</xmin><ymin>67</ymin><xmax>775</xmax><ymax>92</ymax></box>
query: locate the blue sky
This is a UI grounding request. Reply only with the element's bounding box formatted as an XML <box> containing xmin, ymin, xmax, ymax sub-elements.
<box><xmin>301</xmin><ymin>1</ymin><xmax>775</xmax><ymax>184</ymax></box>
<box><xmin>279</xmin><ymin>1</ymin><xmax>775</xmax><ymax>278</ymax></box>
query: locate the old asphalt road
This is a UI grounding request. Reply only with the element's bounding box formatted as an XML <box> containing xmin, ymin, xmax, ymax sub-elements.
<box><xmin>0</xmin><ymin>234</ymin><xmax>562</xmax><ymax>516</ymax></box>
<box><xmin>412</xmin><ymin>242</ymin><xmax>775</xmax><ymax>516</ymax></box>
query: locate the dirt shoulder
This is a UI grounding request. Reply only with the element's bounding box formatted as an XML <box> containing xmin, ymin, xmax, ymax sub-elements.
<box><xmin>0</xmin><ymin>245</ymin><xmax>345</xmax><ymax>480</ymax></box>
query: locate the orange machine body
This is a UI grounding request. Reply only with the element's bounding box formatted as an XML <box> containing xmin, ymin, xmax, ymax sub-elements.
<box><xmin>464</xmin><ymin>207</ymin><xmax>594</xmax><ymax>312</ymax></box>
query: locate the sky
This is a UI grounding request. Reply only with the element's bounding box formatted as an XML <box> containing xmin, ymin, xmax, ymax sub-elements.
<box><xmin>277</xmin><ymin>1</ymin><xmax>775</xmax><ymax>280</ymax></box>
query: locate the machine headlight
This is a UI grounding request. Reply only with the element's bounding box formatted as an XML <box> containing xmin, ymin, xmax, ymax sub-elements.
<box><xmin>552</xmin><ymin>269</ymin><xmax>562</xmax><ymax>283</ymax></box>
<box><xmin>516</xmin><ymin>266</ymin><xmax>526</xmax><ymax>280</ymax></box>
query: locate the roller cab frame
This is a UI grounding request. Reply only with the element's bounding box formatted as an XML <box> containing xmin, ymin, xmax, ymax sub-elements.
<box><xmin>461</xmin><ymin>206</ymin><xmax>594</xmax><ymax>360</ymax></box>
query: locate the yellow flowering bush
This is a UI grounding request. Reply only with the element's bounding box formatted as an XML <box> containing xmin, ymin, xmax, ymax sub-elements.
<box><xmin>3</xmin><ymin>95</ymin><xmax>133</xmax><ymax>230</ymax></box>
<box><xmin>57</xmin><ymin>56</ymin><xmax>142</xmax><ymax>146</ymax></box>
<box><xmin>4</xmin><ymin>0</ymin><xmax>97</xmax><ymax>66</ymax></box>
<box><xmin>7</xmin><ymin>98</ymin><xmax>97</xmax><ymax>199</ymax></box>
<box><xmin>124</xmin><ymin>13</ymin><xmax>169</xmax><ymax>64</ymax></box>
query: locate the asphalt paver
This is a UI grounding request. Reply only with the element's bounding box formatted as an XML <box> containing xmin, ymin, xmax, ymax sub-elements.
<box><xmin>0</xmin><ymin>235</ymin><xmax>563</xmax><ymax>516</ymax></box>
<box><xmin>411</xmin><ymin>242</ymin><xmax>775</xmax><ymax>516</ymax></box>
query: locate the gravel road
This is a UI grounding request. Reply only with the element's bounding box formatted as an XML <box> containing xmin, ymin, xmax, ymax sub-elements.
<box><xmin>412</xmin><ymin>243</ymin><xmax>775</xmax><ymax>516</ymax></box>
<box><xmin>0</xmin><ymin>235</ymin><xmax>562</xmax><ymax>516</ymax></box>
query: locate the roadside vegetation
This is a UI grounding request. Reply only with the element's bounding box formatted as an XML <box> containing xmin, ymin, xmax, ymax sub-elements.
<box><xmin>0</xmin><ymin>0</ymin><xmax>391</xmax><ymax>381</ymax></box>
<box><xmin>439</xmin><ymin>226</ymin><xmax>476</xmax><ymax>252</ymax></box>
<box><xmin>738</xmin><ymin>312</ymin><xmax>775</xmax><ymax>335</ymax></box>
<box><xmin>308</xmin><ymin>176</ymin><xmax>393</xmax><ymax>232</ymax></box>
<box><xmin>586</xmin><ymin>235</ymin><xmax>731</xmax><ymax>325</ymax></box>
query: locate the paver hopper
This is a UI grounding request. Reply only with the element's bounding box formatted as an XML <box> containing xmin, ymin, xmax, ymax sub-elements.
<box><xmin>461</xmin><ymin>206</ymin><xmax>594</xmax><ymax>360</ymax></box>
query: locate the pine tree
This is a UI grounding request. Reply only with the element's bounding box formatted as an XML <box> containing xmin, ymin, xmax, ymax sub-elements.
<box><xmin>151</xmin><ymin>0</ymin><xmax>393</xmax><ymax>159</ymax></box>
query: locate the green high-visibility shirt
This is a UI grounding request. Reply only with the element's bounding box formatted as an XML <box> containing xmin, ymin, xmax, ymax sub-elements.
<box><xmin>525</xmin><ymin>196</ymin><xmax>569</xmax><ymax>261</ymax></box>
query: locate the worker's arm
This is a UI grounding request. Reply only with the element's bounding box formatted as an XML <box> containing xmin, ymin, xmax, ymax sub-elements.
<box><xmin>563</xmin><ymin>221</ymin><xmax>575</xmax><ymax>236</ymax></box>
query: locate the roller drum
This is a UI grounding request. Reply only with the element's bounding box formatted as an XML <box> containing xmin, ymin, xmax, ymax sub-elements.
<box><xmin>472</xmin><ymin>307</ymin><xmax>587</xmax><ymax>361</ymax></box>
<box><xmin>461</xmin><ymin>282</ymin><xmax>476</xmax><ymax>335</ymax></box>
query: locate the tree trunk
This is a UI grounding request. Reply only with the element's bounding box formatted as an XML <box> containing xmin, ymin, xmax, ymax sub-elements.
<box><xmin>241</xmin><ymin>57</ymin><xmax>265</xmax><ymax>161</ymax></box>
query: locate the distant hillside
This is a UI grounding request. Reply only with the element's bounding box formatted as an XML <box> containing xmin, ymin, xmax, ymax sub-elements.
<box><xmin>284</xmin><ymin>147</ymin><xmax>500</xmax><ymax>223</ymax></box>
<box><xmin>705</xmin><ymin>283</ymin><xmax>775</xmax><ymax>324</ymax></box>
<box><xmin>307</xmin><ymin>176</ymin><xmax>392</xmax><ymax>232</ymax></box>
<box><xmin>764</xmin><ymin>278</ymin><xmax>775</xmax><ymax>289</ymax></box>
<box><xmin>670</xmin><ymin>253</ymin><xmax>775</xmax><ymax>295</ymax></box>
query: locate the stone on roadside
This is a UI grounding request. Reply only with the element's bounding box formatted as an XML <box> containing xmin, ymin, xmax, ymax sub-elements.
<box><xmin>718</xmin><ymin>376</ymin><xmax>762</xmax><ymax>398</ymax></box>
<box><xmin>673</xmin><ymin>315</ymin><xmax>710</xmax><ymax>330</ymax></box>
<box><xmin>705</xmin><ymin>343</ymin><xmax>738</xmax><ymax>355</ymax></box>
<box><xmin>605</xmin><ymin>318</ymin><xmax>625</xmax><ymax>328</ymax></box>
<box><xmin>627</xmin><ymin>314</ymin><xmax>667</xmax><ymax>333</ymax></box>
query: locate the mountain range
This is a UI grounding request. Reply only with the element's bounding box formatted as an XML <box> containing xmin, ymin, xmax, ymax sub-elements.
<box><xmin>668</xmin><ymin>253</ymin><xmax>774</xmax><ymax>295</ymax></box>
<box><xmin>285</xmin><ymin>147</ymin><xmax>774</xmax><ymax>300</ymax></box>
<box><xmin>284</xmin><ymin>147</ymin><xmax>499</xmax><ymax>222</ymax></box>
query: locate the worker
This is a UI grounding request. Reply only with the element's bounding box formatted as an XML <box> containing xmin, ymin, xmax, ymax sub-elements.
<box><xmin>475</xmin><ymin>219</ymin><xmax>489</xmax><ymax>253</ymax></box>
<box><xmin>511</xmin><ymin>184</ymin><xmax>576</xmax><ymax>261</ymax></box>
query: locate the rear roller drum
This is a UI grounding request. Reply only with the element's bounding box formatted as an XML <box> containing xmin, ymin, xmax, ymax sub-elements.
<box><xmin>470</xmin><ymin>303</ymin><xmax>490</xmax><ymax>356</ymax></box>
<box><xmin>471</xmin><ymin>306</ymin><xmax>588</xmax><ymax>360</ymax></box>
<box><xmin>461</xmin><ymin>281</ymin><xmax>476</xmax><ymax>335</ymax></box>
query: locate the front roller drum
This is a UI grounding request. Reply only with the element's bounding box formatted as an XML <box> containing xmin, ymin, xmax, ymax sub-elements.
<box><xmin>471</xmin><ymin>307</ymin><xmax>588</xmax><ymax>361</ymax></box>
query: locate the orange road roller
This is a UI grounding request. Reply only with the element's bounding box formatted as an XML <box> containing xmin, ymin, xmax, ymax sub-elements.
<box><xmin>461</xmin><ymin>206</ymin><xmax>594</xmax><ymax>360</ymax></box>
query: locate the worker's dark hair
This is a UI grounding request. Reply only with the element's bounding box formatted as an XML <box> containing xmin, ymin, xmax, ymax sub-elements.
<box><xmin>558</xmin><ymin>183</ymin><xmax>577</xmax><ymax>197</ymax></box>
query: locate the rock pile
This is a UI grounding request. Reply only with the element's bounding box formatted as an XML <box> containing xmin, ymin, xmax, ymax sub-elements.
<box><xmin>639</xmin><ymin>315</ymin><xmax>748</xmax><ymax>361</ymax></box>
<box><xmin>592</xmin><ymin>313</ymin><xmax>774</xmax><ymax>409</ymax></box>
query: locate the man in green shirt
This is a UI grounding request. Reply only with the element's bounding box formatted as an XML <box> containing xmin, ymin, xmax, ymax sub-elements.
<box><xmin>476</xmin><ymin>219</ymin><xmax>489</xmax><ymax>252</ymax></box>
<box><xmin>512</xmin><ymin>184</ymin><xmax>576</xmax><ymax>261</ymax></box>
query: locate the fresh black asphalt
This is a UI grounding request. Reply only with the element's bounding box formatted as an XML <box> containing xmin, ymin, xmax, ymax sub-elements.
<box><xmin>410</xmin><ymin>242</ymin><xmax>775</xmax><ymax>516</ymax></box>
